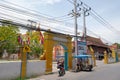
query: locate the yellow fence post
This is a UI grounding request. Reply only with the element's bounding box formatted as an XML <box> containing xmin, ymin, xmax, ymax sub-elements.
<box><xmin>104</xmin><ymin>51</ymin><xmax>108</xmax><ymax>64</ymax></box>
<box><xmin>21</xmin><ymin>52</ymin><xmax>27</xmax><ymax>80</ymax></box>
<box><xmin>21</xmin><ymin>45</ymin><xmax>30</xmax><ymax>80</ymax></box>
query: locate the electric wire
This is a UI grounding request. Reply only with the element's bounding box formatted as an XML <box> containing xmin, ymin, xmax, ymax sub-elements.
<box><xmin>78</xmin><ymin>0</ymin><xmax>120</xmax><ymax>33</ymax></box>
<box><xmin>2</xmin><ymin>0</ymin><xmax>74</xmax><ymax>21</ymax></box>
<box><xmin>0</xmin><ymin>11</ymin><xmax>74</xmax><ymax>35</ymax></box>
<box><xmin>0</xmin><ymin>3</ymin><xmax>75</xmax><ymax>32</ymax></box>
<box><xmin>90</xmin><ymin>11</ymin><xmax>119</xmax><ymax>34</ymax></box>
<box><xmin>1</xmin><ymin>0</ymin><xmax>54</xmax><ymax>18</ymax></box>
<box><xmin>0</xmin><ymin>3</ymin><xmax>75</xmax><ymax>31</ymax></box>
<box><xmin>67</xmin><ymin>0</ymin><xmax>74</xmax><ymax>4</ymax></box>
<box><xmin>78</xmin><ymin>0</ymin><xmax>114</xmax><ymax>44</ymax></box>
<box><xmin>1</xmin><ymin>0</ymin><xmax>74</xmax><ymax>24</ymax></box>
<box><xmin>90</xmin><ymin>10</ymin><xmax>120</xmax><ymax>33</ymax></box>
<box><xmin>0</xmin><ymin>0</ymin><xmax>114</xmax><ymax>44</ymax></box>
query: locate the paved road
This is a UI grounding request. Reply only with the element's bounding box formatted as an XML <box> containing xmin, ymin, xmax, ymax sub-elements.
<box><xmin>29</xmin><ymin>61</ymin><xmax>120</xmax><ymax>80</ymax></box>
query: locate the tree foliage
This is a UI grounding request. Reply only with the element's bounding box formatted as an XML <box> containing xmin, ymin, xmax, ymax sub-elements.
<box><xmin>117</xmin><ymin>43</ymin><xmax>120</xmax><ymax>49</ymax></box>
<box><xmin>27</xmin><ymin>31</ymin><xmax>44</xmax><ymax>57</ymax></box>
<box><xmin>0</xmin><ymin>20</ymin><xmax>44</xmax><ymax>59</ymax></box>
<box><xmin>0</xmin><ymin>22</ymin><xmax>19</xmax><ymax>56</ymax></box>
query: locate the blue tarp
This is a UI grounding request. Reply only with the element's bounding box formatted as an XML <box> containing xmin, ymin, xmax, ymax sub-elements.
<box><xmin>73</xmin><ymin>54</ymin><xmax>91</xmax><ymax>58</ymax></box>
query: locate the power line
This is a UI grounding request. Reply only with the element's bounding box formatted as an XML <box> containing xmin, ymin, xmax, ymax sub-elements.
<box><xmin>0</xmin><ymin>18</ymin><xmax>77</xmax><ymax>38</ymax></box>
<box><xmin>90</xmin><ymin>10</ymin><xmax>120</xmax><ymax>33</ymax></box>
<box><xmin>0</xmin><ymin>0</ymin><xmax>114</xmax><ymax>44</ymax></box>
<box><xmin>0</xmin><ymin>11</ymin><xmax>74</xmax><ymax>35</ymax></box>
<box><xmin>53</xmin><ymin>15</ymin><xmax>73</xmax><ymax>21</ymax></box>
<box><xmin>0</xmin><ymin>5</ymin><xmax>74</xmax><ymax>30</ymax></box>
<box><xmin>77</xmin><ymin>0</ymin><xmax>114</xmax><ymax>44</ymax></box>
<box><xmin>1</xmin><ymin>0</ymin><xmax>74</xmax><ymax>24</ymax></box>
<box><xmin>0</xmin><ymin>3</ymin><xmax>77</xmax><ymax>32</ymax></box>
<box><xmin>78</xmin><ymin>0</ymin><xmax>120</xmax><ymax>34</ymax></box>
<box><xmin>0</xmin><ymin>3</ymin><xmax>47</xmax><ymax>19</ymax></box>
<box><xmin>90</xmin><ymin>11</ymin><xmax>120</xmax><ymax>34</ymax></box>
<box><xmin>67</xmin><ymin>0</ymin><xmax>74</xmax><ymax>4</ymax></box>
<box><xmin>1</xmin><ymin>0</ymin><xmax>54</xmax><ymax>18</ymax></box>
<box><xmin>3</xmin><ymin>0</ymin><xmax>74</xmax><ymax>21</ymax></box>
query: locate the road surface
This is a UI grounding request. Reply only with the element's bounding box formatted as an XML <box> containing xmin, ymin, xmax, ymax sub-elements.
<box><xmin>29</xmin><ymin>61</ymin><xmax>120</xmax><ymax>80</ymax></box>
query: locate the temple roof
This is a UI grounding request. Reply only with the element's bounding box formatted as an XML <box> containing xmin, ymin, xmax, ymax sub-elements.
<box><xmin>86</xmin><ymin>36</ymin><xmax>108</xmax><ymax>48</ymax></box>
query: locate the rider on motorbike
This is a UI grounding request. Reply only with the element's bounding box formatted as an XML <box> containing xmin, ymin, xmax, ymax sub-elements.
<box><xmin>57</xmin><ymin>58</ymin><xmax>65</xmax><ymax>76</ymax></box>
<box><xmin>57</xmin><ymin>59</ymin><xmax>64</xmax><ymax>69</ymax></box>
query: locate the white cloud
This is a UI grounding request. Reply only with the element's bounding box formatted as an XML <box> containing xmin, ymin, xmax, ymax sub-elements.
<box><xmin>40</xmin><ymin>0</ymin><xmax>61</xmax><ymax>5</ymax></box>
<box><xmin>4</xmin><ymin>0</ymin><xmax>62</xmax><ymax>5</ymax></box>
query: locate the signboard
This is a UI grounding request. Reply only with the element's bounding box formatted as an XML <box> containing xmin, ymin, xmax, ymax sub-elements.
<box><xmin>23</xmin><ymin>45</ymin><xmax>31</xmax><ymax>53</ymax></box>
<box><xmin>78</xmin><ymin>41</ymin><xmax>87</xmax><ymax>55</ymax></box>
<box><xmin>53</xmin><ymin>37</ymin><xmax>67</xmax><ymax>42</ymax></box>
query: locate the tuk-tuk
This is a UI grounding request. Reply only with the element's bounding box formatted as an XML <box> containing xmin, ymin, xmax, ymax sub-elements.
<box><xmin>73</xmin><ymin>54</ymin><xmax>93</xmax><ymax>72</ymax></box>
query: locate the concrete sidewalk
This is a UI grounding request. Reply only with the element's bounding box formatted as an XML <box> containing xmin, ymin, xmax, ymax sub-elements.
<box><xmin>29</xmin><ymin>60</ymin><xmax>106</xmax><ymax>80</ymax></box>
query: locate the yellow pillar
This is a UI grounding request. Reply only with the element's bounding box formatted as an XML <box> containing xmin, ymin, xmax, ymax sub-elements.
<box><xmin>21</xmin><ymin>49</ymin><xmax>27</xmax><ymax>80</ymax></box>
<box><xmin>104</xmin><ymin>51</ymin><xmax>108</xmax><ymax>64</ymax></box>
<box><xmin>44</xmin><ymin>32</ymin><xmax>53</xmax><ymax>73</ymax></box>
<box><xmin>112</xmin><ymin>49</ymin><xmax>116</xmax><ymax>59</ymax></box>
<box><xmin>67</xmin><ymin>36</ymin><xmax>72</xmax><ymax>69</ymax></box>
<box><xmin>118</xmin><ymin>54</ymin><xmax>120</xmax><ymax>59</ymax></box>
<box><xmin>90</xmin><ymin>46</ymin><xmax>96</xmax><ymax>67</ymax></box>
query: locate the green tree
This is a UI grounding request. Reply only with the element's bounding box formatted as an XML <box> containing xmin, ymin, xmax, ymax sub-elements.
<box><xmin>27</xmin><ymin>31</ymin><xmax>44</xmax><ymax>58</ymax></box>
<box><xmin>0</xmin><ymin>22</ymin><xmax>19</xmax><ymax>57</ymax></box>
<box><xmin>117</xmin><ymin>43</ymin><xmax>120</xmax><ymax>49</ymax></box>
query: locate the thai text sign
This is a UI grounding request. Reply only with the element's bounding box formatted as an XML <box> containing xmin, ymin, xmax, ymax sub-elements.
<box><xmin>78</xmin><ymin>41</ymin><xmax>87</xmax><ymax>55</ymax></box>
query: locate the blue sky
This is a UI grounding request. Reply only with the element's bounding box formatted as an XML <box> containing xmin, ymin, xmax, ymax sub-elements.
<box><xmin>1</xmin><ymin>0</ymin><xmax>120</xmax><ymax>44</ymax></box>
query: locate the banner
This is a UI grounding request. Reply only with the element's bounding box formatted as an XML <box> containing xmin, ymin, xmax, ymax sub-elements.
<box><xmin>78</xmin><ymin>41</ymin><xmax>87</xmax><ymax>55</ymax></box>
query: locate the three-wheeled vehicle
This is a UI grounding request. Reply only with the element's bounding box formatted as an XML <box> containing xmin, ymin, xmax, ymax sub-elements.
<box><xmin>73</xmin><ymin>54</ymin><xmax>93</xmax><ymax>72</ymax></box>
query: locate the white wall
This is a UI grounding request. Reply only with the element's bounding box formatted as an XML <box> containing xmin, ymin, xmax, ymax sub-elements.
<box><xmin>0</xmin><ymin>61</ymin><xmax>21</xmax><ymax>80</ymax></box>
<box><xmin>0</xmin><ymin>60</ymin><xmax>46</xmax><ymax>80</ymax></box>
<box><xmin>27</xmin><ymin>60</ymin><xmax>46</xmax><ymax>77</ymax></box>
<box><xmin>108</xmin><ymin>58</ymin><xmax>115</xmax><ymax>63</ymax></box>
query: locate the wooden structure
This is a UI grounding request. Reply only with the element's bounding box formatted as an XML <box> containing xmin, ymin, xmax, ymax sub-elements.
<box><xmin>86</xmin><ymin>36</ymin><xmax>109</xmax><ymax>60</ymax></box>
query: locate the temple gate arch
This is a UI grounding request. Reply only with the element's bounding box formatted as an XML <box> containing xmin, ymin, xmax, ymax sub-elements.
<box><xmin>53</xmin><ymin>43</ymin><xmax>68</xmax><ymax>70</ymax></box>
<box><xmin>42</xmin><ymin>31</ymin><xmax>72</xmax><ymax>73</ymax></box>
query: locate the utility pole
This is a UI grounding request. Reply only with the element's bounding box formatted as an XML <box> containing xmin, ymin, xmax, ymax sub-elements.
<box><xmin>68</xmin><ymin>0</ymin><xmax>81</xmax><ymax>56</ymax></box>
<box><xmin>74</xmin><ymin>0</ymin><xmax>78</xmax><ymax>56</ymax></box>
<box><xmin>82</xmin><ymin>7</ymin><xmax>91</xmax><ymax>42</ymax></box>
<box><xmin>83</xmin><ymin>7</ymin><xmax>86</xmax><ymax>42</ymax></box>
<box><xmin>81</xmin><ymin>6</ymin><xmax>91</xmax><ymax>55</ymax></box>
<box><xmin>68</xmin><ymin>0</ymin><xmax>82</xmax><ymax>70</ymax></box>
<box><xmin>68</xmin><ymin>0</ymin><xmax>91</xmax><ymax>56</ymax></box>
<box><xmin>68</xmin><ymin>0</ymin><xmax>82</xmax><ymax>56</ymax></box>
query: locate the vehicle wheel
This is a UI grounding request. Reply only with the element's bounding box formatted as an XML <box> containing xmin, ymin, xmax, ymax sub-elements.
<box><xmin>89</xmin><ymin>65</ymin><xmax>93</xmax><ymax>71</ymax></box>
<box><xmin>59</xmin><ymin>70</ymin><xmax>62</xmax><ymax>76</ymax></box>
<box><xmin>76</xmin><ymin>66</ymin><xmax>80</xmax><ymax>72</ymax></box>
<box><xmin>63</xmin><ymin>70</ymin><xmax>65</xmax><ymax>74</ymax></box>
<box><xmin>79</xmin><ymin>66</ymin><xmax>82</xmax><ymax>71</ymax></box>
<box><xmin>75</xmin><ymin>68</ymin><xmax>79</xmax><ymax>72</ymax></box>
<box><xmin>89</xmin><ymin>68</ymin><xmax>92</xmax><ymax>71</ymax></box>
